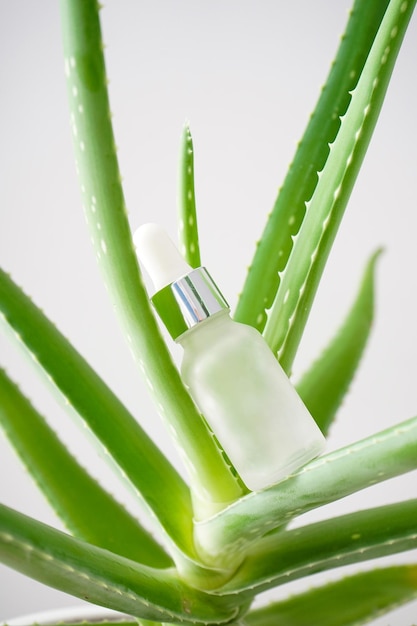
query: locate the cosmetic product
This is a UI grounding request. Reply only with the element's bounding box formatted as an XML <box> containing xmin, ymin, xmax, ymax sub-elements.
<box><xmin>134</xmin><ymin>223</ymin><xmax>325</xmax><ymax>491</ymax></box>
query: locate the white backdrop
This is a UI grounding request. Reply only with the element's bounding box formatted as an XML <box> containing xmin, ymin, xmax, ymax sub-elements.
<box><xmin>0</xmin><ymin>1</ymin><xmax>416</xmax><ymax>622</ymax></box>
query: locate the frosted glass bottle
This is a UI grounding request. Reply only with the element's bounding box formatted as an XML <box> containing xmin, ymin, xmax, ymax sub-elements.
<box><xmin>134</xmin><ymin>223</ymin><xmax>325</xmax><ymax>491</ymax></box>
<box><xmin>179</xmin><ymin>310</ymin><xmax>324</xmax><ymax>490</ymax></box>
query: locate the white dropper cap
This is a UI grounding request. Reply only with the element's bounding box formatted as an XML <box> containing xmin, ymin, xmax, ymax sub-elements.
<box><xmin>133</xmin><ymin>223</ymin><xmax>229</xmax><ymax>339</ymax></box>
<box><xmin>133</xmin><ymin>223</ymin><xmax>191</xmax><ymax>292</ymax></box>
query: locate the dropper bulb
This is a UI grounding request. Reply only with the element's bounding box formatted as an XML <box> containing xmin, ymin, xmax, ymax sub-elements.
<box><xmin>134</xmin><ymin>223</ymin><xmax>192</xmax><ymax>292</ymax></box>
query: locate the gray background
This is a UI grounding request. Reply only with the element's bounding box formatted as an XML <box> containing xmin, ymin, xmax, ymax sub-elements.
<box><xmin>0</xmin><ymin>1</ymin><xmax>416</xmax><ymax>622</ymax></box>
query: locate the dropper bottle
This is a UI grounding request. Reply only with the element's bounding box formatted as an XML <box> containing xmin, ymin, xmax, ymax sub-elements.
<box><xmin>134</xmin><ymin>223</ymin><xmax>325</xmax><ymax>491</ymax></box>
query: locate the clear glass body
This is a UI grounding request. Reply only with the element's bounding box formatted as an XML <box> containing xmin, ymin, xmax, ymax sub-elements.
<box><xmin>178</xmin><ymin>311</ymin><xmax>325</xmax><ymax>491</ymax></box>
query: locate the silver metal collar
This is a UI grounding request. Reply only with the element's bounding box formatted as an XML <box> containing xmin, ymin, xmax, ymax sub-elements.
<box><xmin>151</xmin><ymin>267</ymin><xmax>229</xmax><ymax>340</ymax></box>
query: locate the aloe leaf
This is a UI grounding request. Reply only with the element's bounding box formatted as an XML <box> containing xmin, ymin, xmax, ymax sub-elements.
<box><xmin>178</xmin><ymin>124</ymin><xmax>201</xmax><ymax>268</ymax></box>
<box><xmin>0</xmin><ymin>505</ymin><xmax>239</xmax><ymax>625</ymax></box>
<box><xmin>0</xmin><ymin>269</ymin><xmax>192</xmax><ymax>557</ymax></box>
<box><xmin>221</xmin><ymin>499</ymin><xmax>417</xmax><ymax>595</ymax></box>
<box><xmin>0</xmin><ymin>368</ymin><xmax>171</xmax><ymax>568</ymax></box>
<box><xmin>14</xmin><ymin>622</ymin><xmax>139</xmax><ymax>626</ymax></box>
<box><xmin>12</xmin><ymin>614</ymin><xmax>159</xmax><ymax>626</ymax></box>
<box><xmin>296</xmin><ymin>250</ymin><xmax>382</xmax><ymax>435</ymax></box>
<box><xmin>263</xmin><ymin>0</ymin><xmax>416</xmax><ymax>374</ymax></box>
<box><xmin>0</xmin><ymin>274</ymin><xmax>236</xmax><ymax>589</ymax></box>
<box><xmin>59</xmin><ymin>0</ymin><xmax>242</xmax><ymax>513</ymax></box>
<box><xmin>245</xmin><ymin>565</ymin><xmax>417</xmax><ymax>626</ymax></box>
<box><xmin>195</xmin><ymin>413</ymin><xmax>417</xmax><ymax>561</ymax></box>
<box><xmin>234</xmin><ymin>0</ymin><xmax>390</xmax><ymax>332</ymax></box>
<box><xmin>32</xmin><ymin>619</ymin><xmax>138</xmax><ymax>626</ymax></box>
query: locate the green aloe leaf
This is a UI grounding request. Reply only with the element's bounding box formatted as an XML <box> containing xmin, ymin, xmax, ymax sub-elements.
<box><xmin>221</xmin><ymin>499</ymin><xmax>417</xmax><ymax>595</ymax></box>
<box><xmin>296</xmin><ymin>250</ymin><xmax>382</xmax><ymax>435</ymax></box>
<box><xmin>178</xmin><ymin>124</ymin><xmax>201</xmax><ymax>268</ymax></box>
<box><xmin>234</xmin><ymin>0</ymin><xmax>390</xmax><ymax>332</ymax></box>
<box><xmin>27</xmin><ymin>620</ymin><xmax>162</xmax><ymax>626</ymax></box>
<box><xmin>0</xmin><ymin>269</ymin><xmax>191</xmax><ymax>558</ymax></box>
<box><xmin>8</xmin><ymin>617</ymin><xmax>138</xmax><ymax>626</ymax></box>
<box><xmin>195</xmin><ymin>413</ymin><xmax>417</xmax><ymax>561</ymax></box>
<box><xmin>263</xmin><ymin>0</ymin><xmax>416</xmax><ymax>374</ymax></box>
<box><xmin>0</xmin><ymin>368</ymin><xmax>171</xmax><ymax>568</ymax></box>
<box><xmin>245</xmin><ymin>565</ymin><xmax>417</xmax><ymax>626</ymax></box>
<box><xmin>59</xmin><ymin>0</ymin><xmax>243</xmax><ymax>514</ymax></box>
<box><xmin>0</xmin><ymin>505</ymin><xmax>239</xmax><ymax>625</ymax></box>
<box><xmin>8</xmin><ymin>618</ymin><xmax>214</xmax><ymax>625</ymax></box>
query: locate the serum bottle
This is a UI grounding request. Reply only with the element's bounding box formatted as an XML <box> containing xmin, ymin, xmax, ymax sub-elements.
<box><xmin>135</xmin><ymin>223</ymin><xmax>325</xmax><ymax>491</ymax></box>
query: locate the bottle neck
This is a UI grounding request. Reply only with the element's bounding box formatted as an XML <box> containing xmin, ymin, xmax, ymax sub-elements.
<box><xmin>152</xmin><ymin>267</ymin><xmax>230</xmax><ymax>340</ymax></box>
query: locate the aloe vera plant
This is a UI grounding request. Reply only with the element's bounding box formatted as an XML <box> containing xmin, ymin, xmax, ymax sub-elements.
<box><xmin>1</xmin><ymin>0</ymin><xmax>417</xmax><ymax>623</ymax></box>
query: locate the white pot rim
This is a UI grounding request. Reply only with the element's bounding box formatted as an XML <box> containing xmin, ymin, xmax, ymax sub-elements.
<box><xmin>1</xmin><ymin>606</ymin><xmax>132</xmax><ymax>625</ymax></box>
